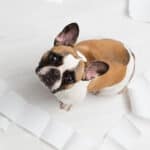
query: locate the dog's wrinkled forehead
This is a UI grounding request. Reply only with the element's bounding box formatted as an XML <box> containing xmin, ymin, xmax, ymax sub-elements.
<box><xmin>52</xmin><ymin>45</ymin><xmax>79</xmax><ymax>58</ymax></box>
<box><xmin>40</xmin><ymin>45</ymin><xmax>80</xmax><ymax>69</ymax></box>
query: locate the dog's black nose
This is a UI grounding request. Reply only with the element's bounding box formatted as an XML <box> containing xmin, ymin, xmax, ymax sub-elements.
<box><xmin>41</xmin><ymin>68</ymin><xmax>61</xmax><ymax>88</ymax></box>
<box><xmin>47</xmin><ymin>69</ymin><xmax>61</xmax><ymax>81</ymax></box>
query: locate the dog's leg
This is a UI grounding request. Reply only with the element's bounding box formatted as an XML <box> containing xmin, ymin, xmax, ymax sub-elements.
<box><xmin>59</xmin><ymin>101</ymin><xmax>72</xmax><ymax>111</ymax></box>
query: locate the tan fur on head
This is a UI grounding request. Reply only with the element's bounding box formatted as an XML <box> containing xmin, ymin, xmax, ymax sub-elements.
<box><xmin>52</xmin><ymin>45</ymin><xmax>79</xmax><ymax>58</ymax></box>
<box><xmin>75</xmin><ymin>60</ymin><xmax>85</xmax><ymax>81</ymax></box>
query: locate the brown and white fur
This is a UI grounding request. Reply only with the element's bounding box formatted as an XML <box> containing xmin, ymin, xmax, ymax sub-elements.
<box><xmin>35</xmin><ymin>23</ymin><xmax>135</xmax><ymax>111</ymax></box>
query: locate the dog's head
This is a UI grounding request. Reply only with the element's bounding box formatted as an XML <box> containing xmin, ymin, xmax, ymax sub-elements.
<box><xmin>35</xmin><ymin>23</ymin><xmax>109</xmax><ymax>93</ymax></box>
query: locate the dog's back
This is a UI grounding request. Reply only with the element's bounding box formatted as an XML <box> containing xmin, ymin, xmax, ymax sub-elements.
<box><xmin>75</xmin><ymin>39</ymin><xmax>130</xmax><ymax>65</ymax></box>
<box><xmin>75</xmin><ymin>39</ymin><xmax>134</xmax><ymax>94</ymax></box>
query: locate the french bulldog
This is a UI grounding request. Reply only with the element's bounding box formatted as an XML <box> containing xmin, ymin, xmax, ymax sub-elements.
<box><xmin>35</xmin><ymin>23</ymin><xmax>135</xmax><ymax>111</ymax></box>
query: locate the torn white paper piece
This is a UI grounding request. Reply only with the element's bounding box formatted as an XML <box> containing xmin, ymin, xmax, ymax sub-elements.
<box><xmin>0</xmin><ymin>79</ymin><xmax>8</xmax><ymax>97</ymax></box>
<box><xmin>46</xmin><ymin>0</ymin><xmax>63</xmax><ymax>4</ymax></box>
<box><xmin>143</xmin><ymin>71</ymin><xmax>150</xmax><ymax>83</ymax></box>
<box><xmin>128</xmin><ymin>76</ymin><xmax>150</xmax><ymax>119</ymax></box>
<box><xmin>101</xmin><ymin>136</ymin><xmax>126</xmax><ymax>150</ymax></box>
<box><xmin>129</xmin><ymin>0</ymin><xmax>150</xmax><ymax>22</ymax></box>
<box><xmin>41</xmin><ymin>119</ymin><xmax>74</xmax><ymax>150</ymax></box>
<box><xmin>0</xmin><ymin>115</ymin><xmax>10</xmax><ymax>131</ymax></box>
<box><xmin>16</xmin><ymin>104</ymin><xmax>50</xmax><ymax>137</ymax></box>
<box><xmin>0</xmin><ymin>91</ymin><xmax>27</xmax><ymax>121</ymax></box>
<box><xmin>65</xmin><ymin>132</ymin><xmax>99</xmax><ymax>150</ymax></box>
<box><xmin>107</xmin><ymin>116</ymin><xmax>141</xmax><ymax>149</ymax></box>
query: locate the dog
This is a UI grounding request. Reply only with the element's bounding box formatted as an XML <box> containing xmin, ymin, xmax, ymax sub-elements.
<box><xmin>35</xmin><ymin>23</ymin><xmax>135</xmax><ymax>111</ymax></box>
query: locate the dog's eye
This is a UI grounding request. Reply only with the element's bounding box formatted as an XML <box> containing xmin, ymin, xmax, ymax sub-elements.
<box><xmin>49</xmin><ymin>52</ymin><xmax>63</xmax><ymax>66</ymax></box>
<box><xmin>49</xmin><ymin>54</ymin><xmax>58</xmax><ymax>62</ymax></box>
<box><xmin>63</xmin><ymin>71</ymin><xmax>75</xmax><ymax>84</ymax></box>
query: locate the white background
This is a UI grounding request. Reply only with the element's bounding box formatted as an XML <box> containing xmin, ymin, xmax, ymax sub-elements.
<box><xmin>0</xmin><ymin>0</ymin><xmax>150</xmax><ymax>149</ymax></box>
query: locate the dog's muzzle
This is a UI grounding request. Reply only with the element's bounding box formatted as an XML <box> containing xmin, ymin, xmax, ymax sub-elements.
<box><xmin>36</xmin><ymin>67</ymin><xmax>61</xmax><ymax>90</ymax></box>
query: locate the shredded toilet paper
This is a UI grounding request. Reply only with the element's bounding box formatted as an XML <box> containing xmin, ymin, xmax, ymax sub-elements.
<box><xmin>16</xmin><ymin>103</ymin><xmax>50</xmax><ymax>138</ymax></box>
<box><xmin>0</xmin><ymin>78</ymin><xmax>144</xmax><ymax>150</ymax></box>
<box><xmin>0</xmin><ymin>91</ymin><xmax>27</xmax><ymax>122</ymax></box>
<box><xmin>0</xmin><ymin>115</ymin><xmax>10</xmax><ymax>132</ymax></box>
<box><xmin>102</xmin><ymin>115</ymin><xmax>141</xmax><ymax>150</ymax></box>
<box><xmin>41</xmin><ymin>120</ymin><xmax>75</xmax><ymax>150</ymax></box>
<box><xmin>0</xmin><ymin>79</ymin><xmax>9</xmax><ymax>97</ymax></box>
<box><xmin>127</xmin><ymin>75</ymin><xmax>150</xmax><ymax>119</ymax></box>
<box><xmin>65</xmin><ymin>132</ymin><xmax>99</xmax><ymax>150</ymax></box>
<box><xmin>46</xmin><ymin>0</ymin><xmax>63</xmax><ymax>4</ymax></box>
<box><xmin>129</xmin><ymin>0</ymin><xmax>150</xmax><ymax>22</ymax></box>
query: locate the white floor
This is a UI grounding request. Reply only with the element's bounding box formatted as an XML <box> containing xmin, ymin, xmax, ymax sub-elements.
<box><xmin>0</xmin><ymin>0</ymin><xmax>150</xmax><ymax>149</ymax></box>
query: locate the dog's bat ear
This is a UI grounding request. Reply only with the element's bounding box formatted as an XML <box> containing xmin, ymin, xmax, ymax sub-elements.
<box><xmin>54</xmin><ymin>23</ymin><xmax>79</xmax><ymax>46</ymax></box>
<box><xmin>84</xmin><ymin>61</ymin><xmax>109</xmax><ymax>80</ymax></box>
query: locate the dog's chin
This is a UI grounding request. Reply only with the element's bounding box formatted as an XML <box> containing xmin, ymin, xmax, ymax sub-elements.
<box><xmin>51</xmin><ymin>87</ymin><xmax>62</xmax><ymax>94</ymax></box>
<box><xmin>43</xmin><ymin>83</ymin><xmax>58</xmax><ymax>94</ymax></box>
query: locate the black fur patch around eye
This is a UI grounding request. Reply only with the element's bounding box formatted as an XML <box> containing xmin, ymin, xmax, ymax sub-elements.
<box><xmin>48</xmin><ymin>52</ymin><xmax>63</xmax><ymax>66</ymax></box>
<box><xmin>38</xmin><ymin>52</ymin><xmax>63</xmax><ymax>70</ymax></box>
<box><xmin>52</xmin><ymin>70</ymin><xmax>76</xmax><ymax>94</ymax></box>
<box><xmin>62</xmin><ymin>70</ymin><xmax>76</xmax><ymax>84</ymax></box>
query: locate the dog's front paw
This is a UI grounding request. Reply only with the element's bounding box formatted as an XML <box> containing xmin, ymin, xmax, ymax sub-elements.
<box><xmin>88</xmin><ymin>86</ymin><xmax>100</xmax><ymax>95</ymax></box>
<box><xmin>87</xmin><ymin>82</ymin><xmax>100</xmax><ymax>95</ymax></box>
<box><xmin>59</xmin><ymin>101</ymin><xmax>72</xmax><ymax>111</ymax></box>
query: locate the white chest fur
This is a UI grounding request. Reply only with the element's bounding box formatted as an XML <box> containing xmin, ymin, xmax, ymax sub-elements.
<box><xmin>54</xmin><ymin>81</ymin><xmax>90</xmax><ymax>105</ymax></box>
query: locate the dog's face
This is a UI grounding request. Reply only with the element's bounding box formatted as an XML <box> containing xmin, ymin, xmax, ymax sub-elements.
<box><xmin>36</xmin><ymin>23</ymin><xmax>85</xmax><ymax>93</ymax></box>
<box><xmin>36</xmin><ymin>23</ymin><xmax>109</xmax><ymax>93</ymax></box>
